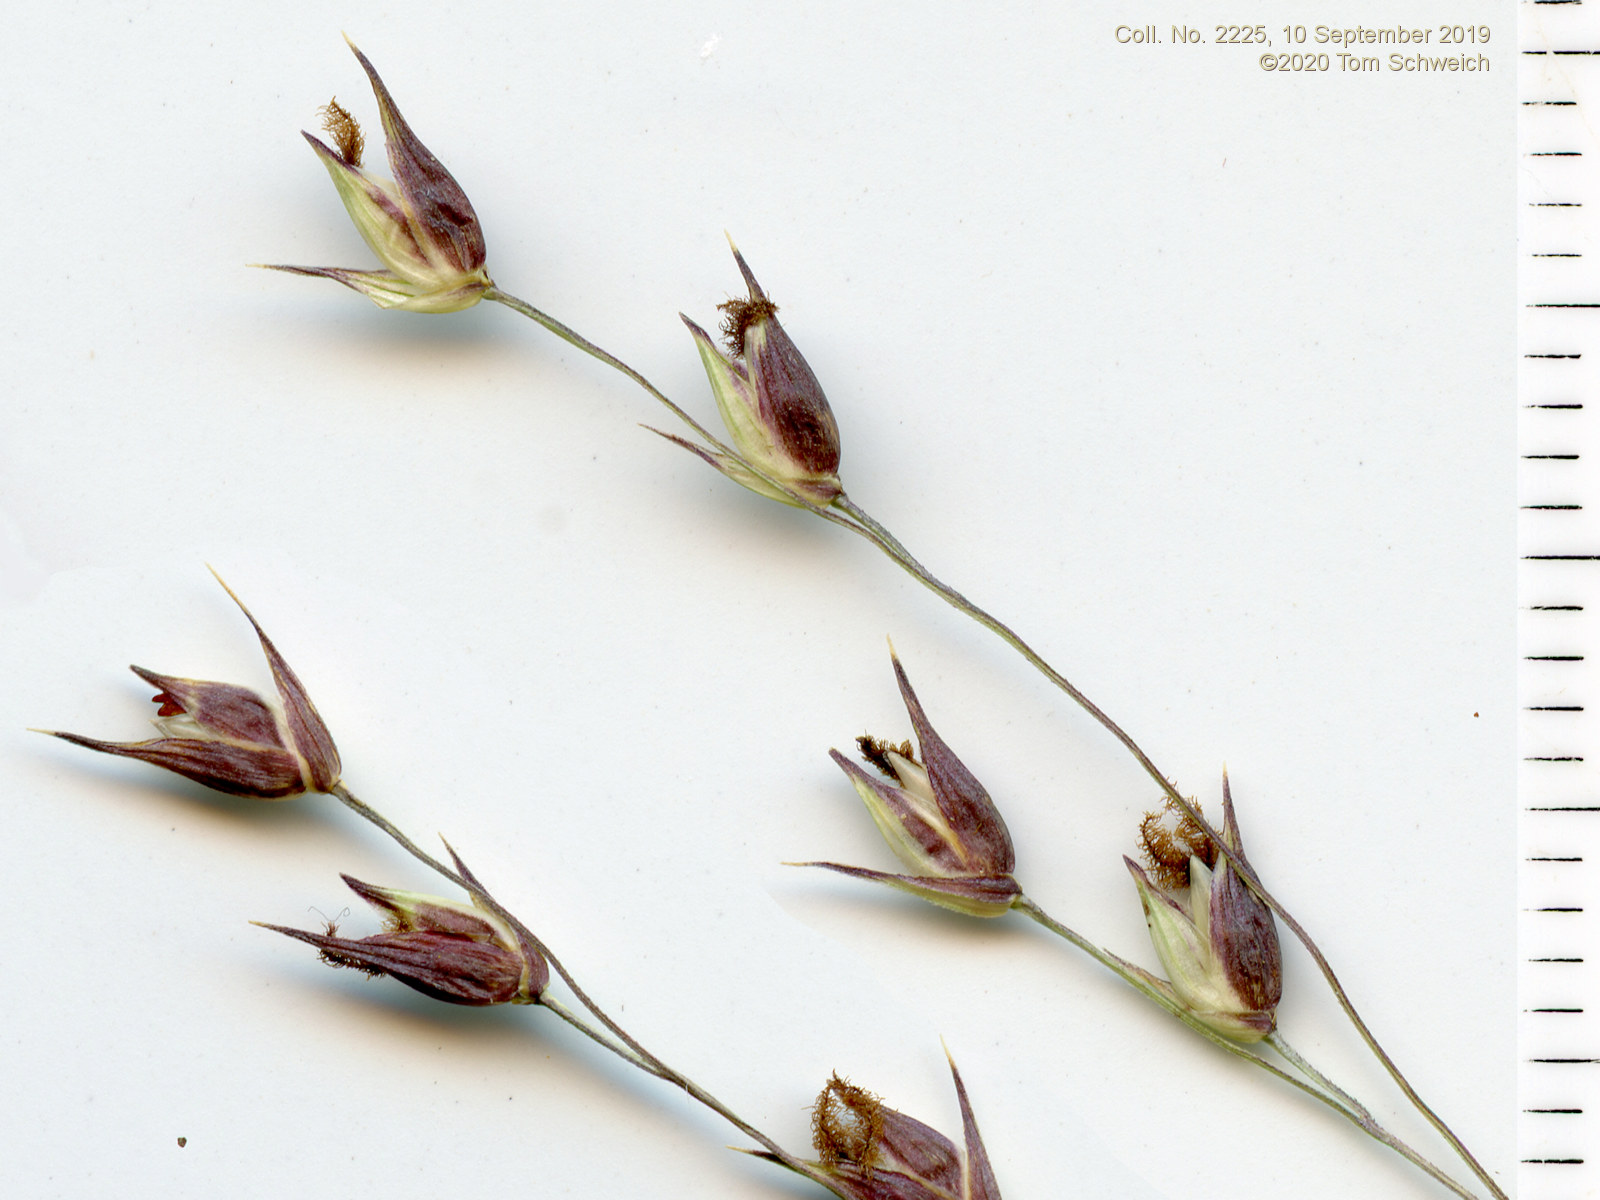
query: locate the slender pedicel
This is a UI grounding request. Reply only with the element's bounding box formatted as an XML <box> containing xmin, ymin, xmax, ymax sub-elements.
<box><xmin>805</xmin><ymin>657</ymin><xmax>1478</xmax><ymax>1198</ymax></box>
<box><xmin>258</xmin><ymin>64</ymin><xmax>1496</xmax><ymax>1191</ymax></box>
<box><xmin>479</xmin><ymin>275</ymin><xmax>1503</xmax><ymax>1200</ymax></box>
<box><xmin>819</xmin><ymin>492</ymin><xmax>1503</xmax><ymax>1199</ymax></box>
<box><xmin>1014</xmin><ymin>896</ymin><xmax>1480</xmax><ymax>1200</ymax></box>
<box><xmin>302</xmin><ymin>784</ymin><xmax>998</xmax><ymax>1199</ymax></box>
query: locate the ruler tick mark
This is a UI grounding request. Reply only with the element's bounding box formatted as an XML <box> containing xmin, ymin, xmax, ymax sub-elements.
<box><xmin>1517</xmin><ymin>89</ymin><xmax>1600</xmax><ymax>1143</ymax></box>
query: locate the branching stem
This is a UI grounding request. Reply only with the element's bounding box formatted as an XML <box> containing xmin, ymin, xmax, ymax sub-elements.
<box><xmin>328</xmin><ymin>782</ymin><xmax>827</xmax><ymax>1189</ymax></box>
<box><xmin>483</xmin><ymin>290</ymin><xmax>1504</xmax><ymax>1200</ymax></box>
<box><xmin>1018</xmin><ymin>898</ymin><xmax>1479</xmax><ymax>1200</ymax></box>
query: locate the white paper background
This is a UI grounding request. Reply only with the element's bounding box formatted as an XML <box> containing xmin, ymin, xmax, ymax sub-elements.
<box><xmin>3</xmin><ymin>4</ymin><xmax>1512</xmax><ymax>1198</ymax></box>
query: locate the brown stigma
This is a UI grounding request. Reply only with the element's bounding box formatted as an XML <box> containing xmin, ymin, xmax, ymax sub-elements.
<box><xmin>811</xmin><ymin>1074</ymin><xmax>884</xmax><ymax>1170</ymax></box>
<box><xmin>856</xmin><ymin>734</ymin><xmax>915</xmax><ymax>780</ymax></box>
<box><xmin>1138</xmin><ymin>797</ymin><xmax>1216</xmax><ymax>890</ymax></box>
<box><xmin>319</xmin><ymin>98</ymin><xmax>365</xmax><ymax>167</ymax></box>
<box><xmin>717</xmin><ymin>295</ymin><xmax>779</xmax><ymax>358</ymax></box>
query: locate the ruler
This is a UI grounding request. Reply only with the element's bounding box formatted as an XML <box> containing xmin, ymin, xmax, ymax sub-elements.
<box><xmin>1522</xmin><ymin>3</ymin><xmax>1600</xmax><ymax>1193</ymax></box>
